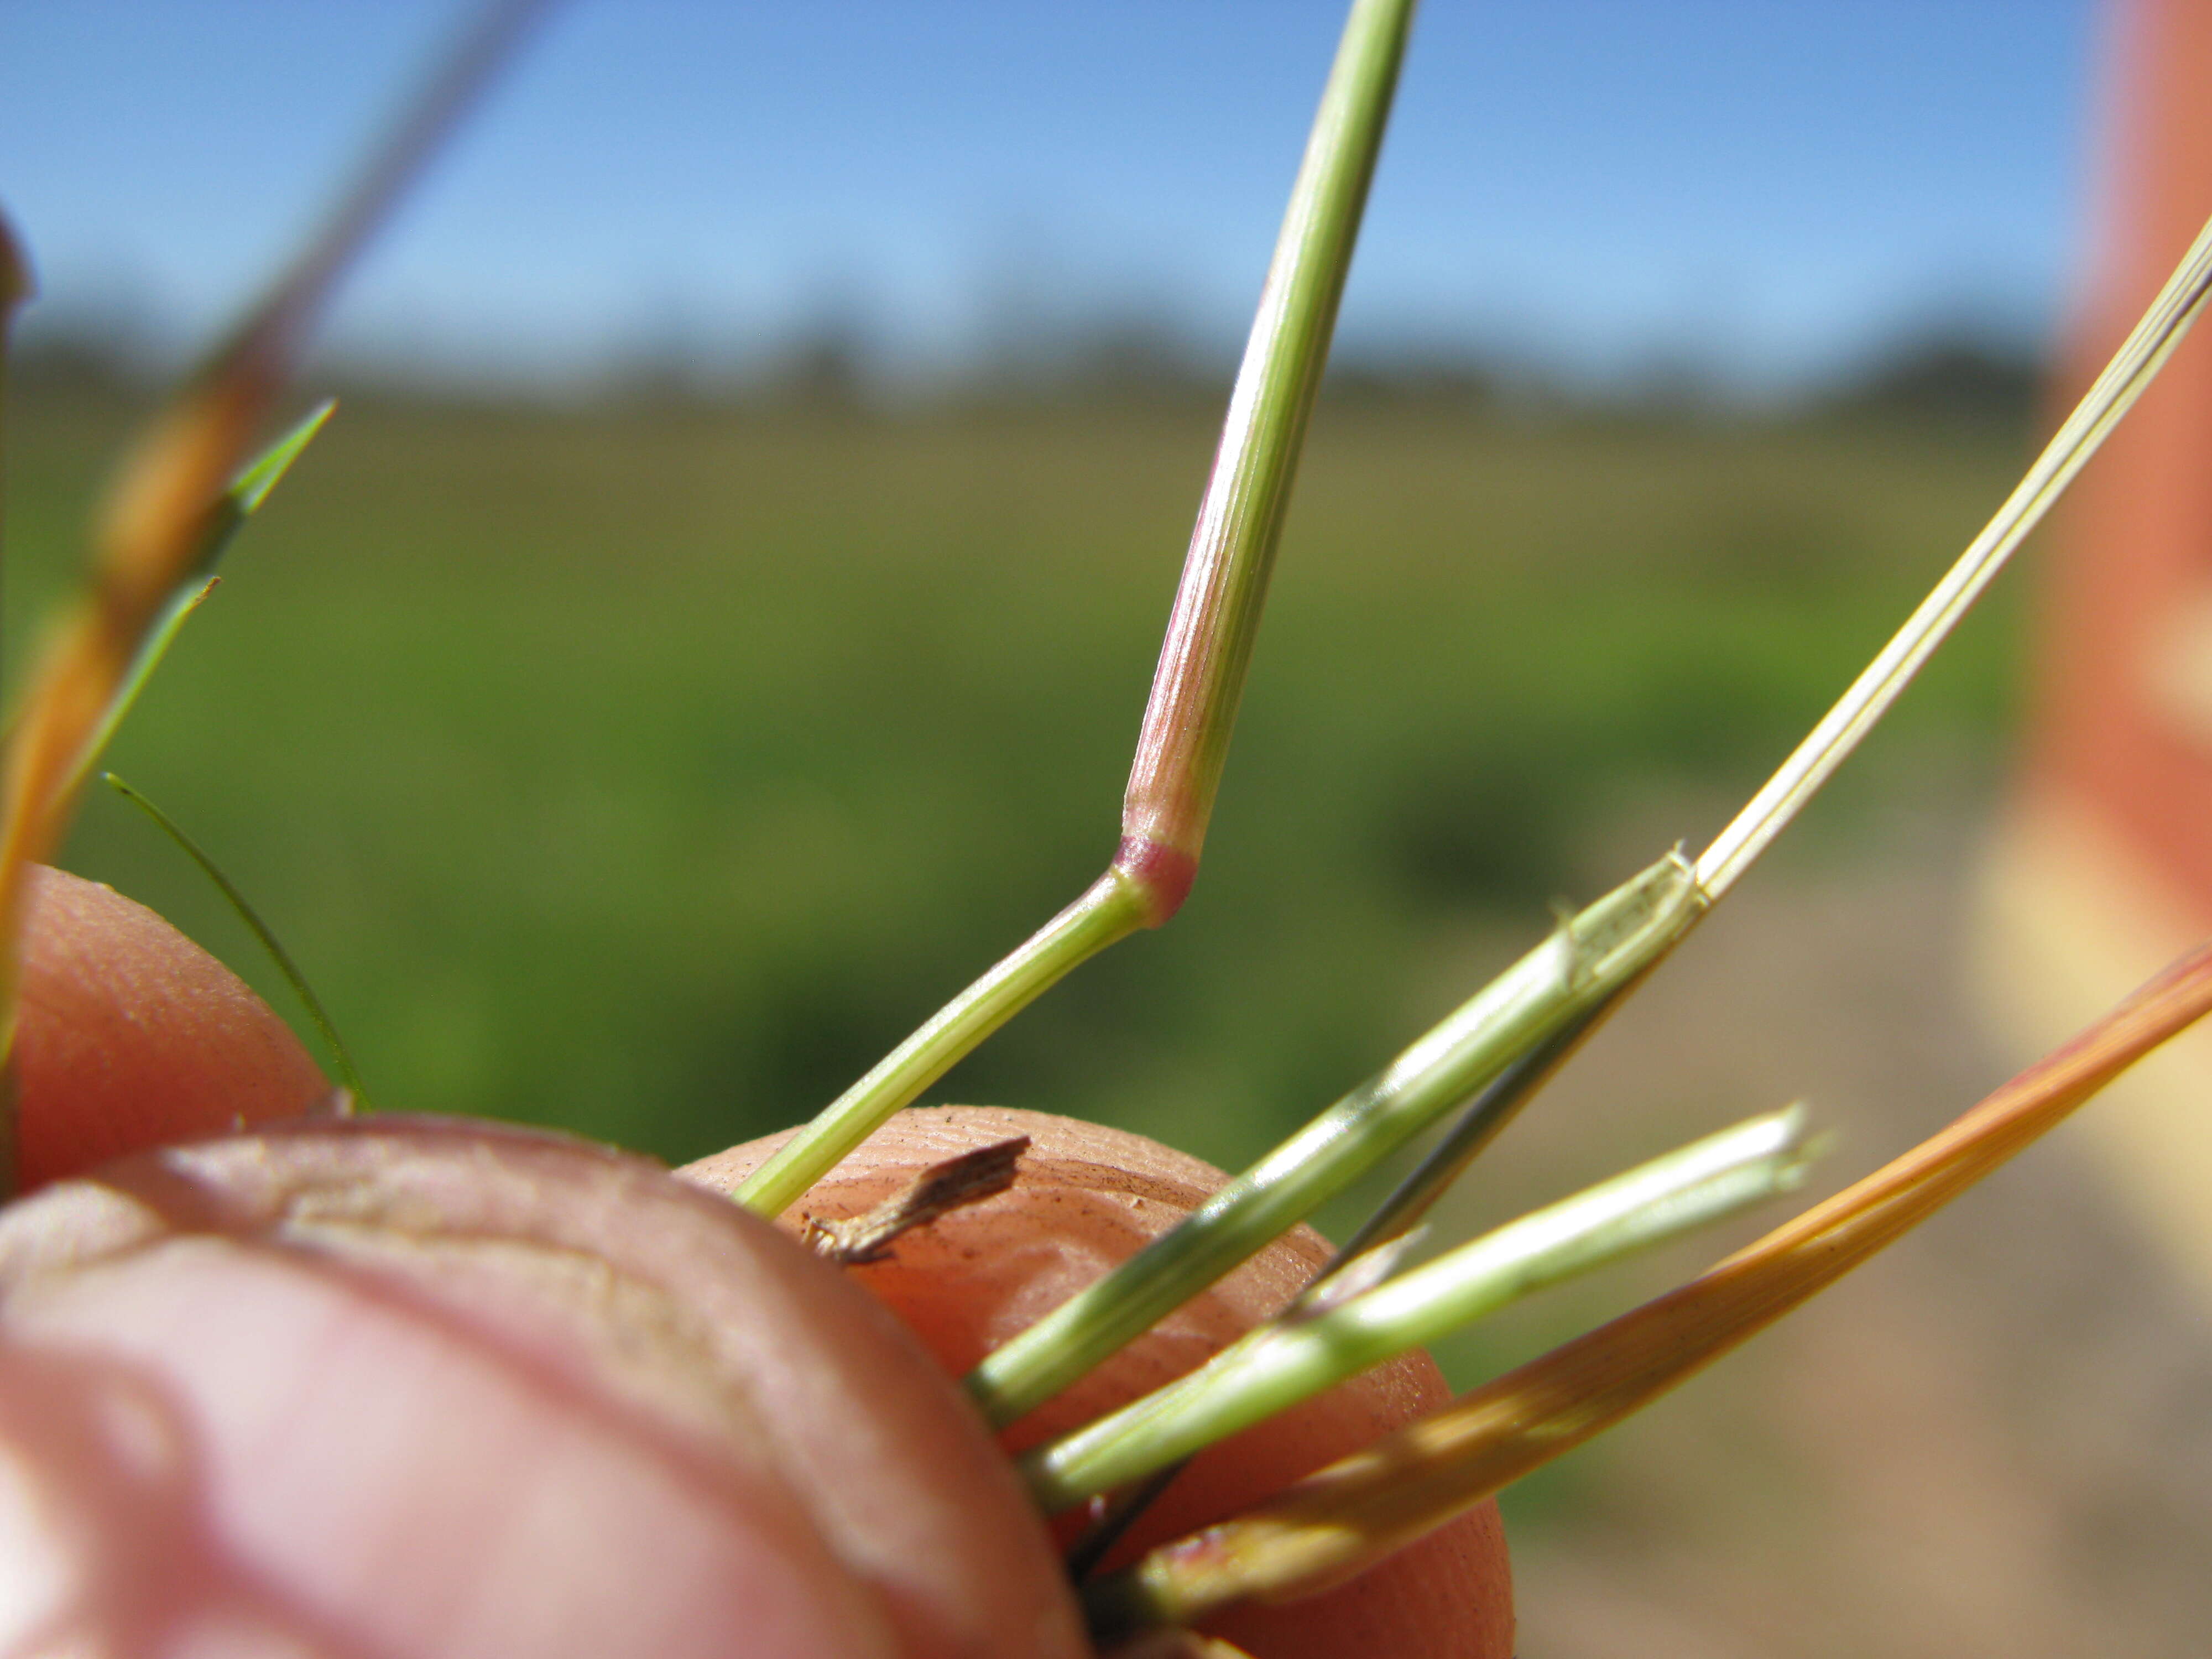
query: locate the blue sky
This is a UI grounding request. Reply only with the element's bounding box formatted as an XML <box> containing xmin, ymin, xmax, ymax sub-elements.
<box><xmin>1</xmin><ymin>1</ymin><xmax>2103</xmax><ymax>392</ymax></box>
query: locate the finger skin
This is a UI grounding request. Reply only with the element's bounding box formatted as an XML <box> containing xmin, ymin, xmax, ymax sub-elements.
<box><xmin>12</xmin><ymin>866</ymin><xmax>332</xmax><ymax>1191</ymax></box>
<box><xmin>7</xmin><ymin>878</ymin><xmax>1511</xmax><ymax>1655</ymax></box>
<box><xmin>0</xmin><ymin>1119</ymin><xmax>1087</xmax><ymax>1659</ymax></box>
<box><xmin>685</xmin><ymin>1108</ymin><xmax>1516</xmax><ymax>1659</ymax></box>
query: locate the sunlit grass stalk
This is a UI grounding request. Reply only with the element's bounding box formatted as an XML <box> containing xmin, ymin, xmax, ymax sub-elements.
<box><xmin>735</xmin><ymin>0</ymin><xmax>1418</xmax><ymax>1220</ymax></box>
<box><xmin>1695</xmin><ymin>207</ymin><xmax>2212</xmax><ymax>900</ymax></box>
<box><xmin>1081</xmin><ymin>935</ymin><xmax>2212</xmax><ymax>1642</ymax></box>
<box><xmin>1021</xmin><ymin>1104</ymin><xmax>1816</xmax><ymax>1512</ymax></box>
<box><xmin>58</xmin><ymin>401</ymin><xmax>335</xmax><ymax>801</ymax></box>
<box><xmin>0</xmin><ymin>2</ymin><xmax>541</xmax><ymax>1190</ymax></box>
<box><xmin>1337</xmin><ymin>203</ymin><xmax>2212</xmax><ymax>1265</ymax></box>
<box><xmin>103</xmin><ymin>773</ymin><xmax>369</xmax><ymax>1106</ymax></box>
<box><xmin>966</xmin><ymin>852</ymin><xmax>1703</xmax><ymax>1427</ymax></box>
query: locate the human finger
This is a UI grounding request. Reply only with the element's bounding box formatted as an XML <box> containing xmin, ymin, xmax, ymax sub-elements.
<box><xmin>685</xmin><ymin>1107</ymin><xmax>1515</xmax><ymax>1658</ymax></box>
<box><xmin>10</xmin><ymin>865</ymin><xmax>331</xmax><ymax>1191</ymax></box>
<box><xmin>0</xmin><ymin>1117</ymin><xmax>1087</xmax><ymax>1658</ymax></box>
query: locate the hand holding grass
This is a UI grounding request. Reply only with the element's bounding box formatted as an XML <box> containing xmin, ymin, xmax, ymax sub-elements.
<box><xmin>0</xmin><ymin>881</ymin><xmax>1511</xmax><ymax>1658</ymax></box>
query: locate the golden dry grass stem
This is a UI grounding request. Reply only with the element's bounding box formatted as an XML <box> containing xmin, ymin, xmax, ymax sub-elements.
<box><xmin>1083</xmin><ymin>936</ymin><xmax>2212</xmax><ymax>1641</ymax></box>
<box><xmin>1695</xmin><ymin>207</ymin><xmax>2212</xmax><ymax>901</ymax></box>
<box><xmin>0</xmin><ymin>1</ymin><xmax>546</xmax><ymax>1187</ymax></box>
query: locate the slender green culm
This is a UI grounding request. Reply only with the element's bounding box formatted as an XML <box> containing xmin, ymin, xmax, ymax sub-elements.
<box><xmin>1117</xmin><ymin>0</ymin><xmax>1417</xmax><ymax>891</ymax></box>
<box><xmin>966</xmin><ymin>851</ymin><xmax>1705</xmax><ymax>1428</ymax></box>
<box><xmin>104</xmin><ymin>773</ymin><xmax>371</xmax><ymax>1107</ymax></box>
<box><xmin>736</xmin><ymin>872</ymin><xmax>1149</xmax><ymax>1217</ymax></box>
<box><xmin>1320</xmin><ymin>1003</ymin><xmax>1601</xmax><ymax>1280</ymax></box>
<box><xmin>1022</xmin><ymin>1105</ymin><xmax>1817</xmax><ymax>1512</ymax></box>
<box><xmin>1294</xmin><ymin>209</ymin><xmax>2212</xmax><ymax>1265</ymax></box>
<box><xmin>738</xmin><ymin>0</ymin><xmax>1418</xmax><ymax>1220</ymax></box>
<box><xmin>61</xmin><ymin>402</ymin><xmax>335</xmax><ymax>800</ymax></box>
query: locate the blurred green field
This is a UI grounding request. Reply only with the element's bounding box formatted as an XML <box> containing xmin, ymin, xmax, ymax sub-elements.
<box><xmin>6</xmin><ymin>384</ymin><xmax>2030</xmax><ymax>1189</ymax></box>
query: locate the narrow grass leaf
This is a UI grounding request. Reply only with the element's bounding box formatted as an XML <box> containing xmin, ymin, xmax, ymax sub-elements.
<box><xmin>1696</xmin><ymin>208</ymin><xmax>2212</xmax><ymax>901</ymax></box>
<box><xmin>0</xmin><ymin>2</ymin><xmax>541</xmax><ymax>1183</ymax></box>
<box><xmin>0</xmin><ymin>205</ymin><xmax>31</xmax><ymax>633</ymax></box>
<box><xmin>62</xmin><ymin>401</ymin><xmax>336</xmax><ymax>800</ymax></box>
<box><xmin>1308</xmin><ymin>208</ymin><xmax>2212</xmax><ymax>1269</ymax></box>
<box><xmin>103</xmin><ymin>773</ymin><xmax>371</xmax><ymax>1107</ymax></box>
<box><xmin>1082</xmin><ymin>938</ymin><xmax>2212</xmax><ymax>1640</ymax></box>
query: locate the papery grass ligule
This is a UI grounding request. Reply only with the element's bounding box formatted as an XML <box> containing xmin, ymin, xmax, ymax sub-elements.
<box><xmin>1082</xmin><ymin>937</ymin><xmax>2212</xmax><ymax>1643</ymax></box>
<box><xmin>734</xmin><ymin>0</ymin><xmax>1418</xmax><ymax>1222</ymax></box>
<box><xmin>0</xmin><ymin>2</ymin><xmax>542</xmax><ymax>1192</ymax></box>
<box><xmin>1021</xmin><ymin>1104</ymin><xmax>1817</xmax><ymax>1514</ymax></box>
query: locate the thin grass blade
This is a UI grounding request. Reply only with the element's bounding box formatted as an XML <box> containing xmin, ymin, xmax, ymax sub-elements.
<box><xmin>102</xmin><ymin>773</ymin><xmax>370</xmax><ymax>1107</ymax></box>
<box><xmin>1082</xmin><ymin>937</ymin><xmax>2212</xmax><ymax>1641</ymax></box>
<box><xmin>1022</xmin><ymin>1104</ymin><xmax>1815</xmax><ymax>1512</ymax></box>
<box><xmin>61</xmin><ymin>401</ymin><xmax>336</xmax><ymax>800</ymax></box>
<box><xmin>1695</xmin><ymin>208</ymin><xmax>2212</xmax><ymax>901</ymax></box>
<box><xmin>1309</xmin><ymin>207</ymin><xmax>2212</xmax><ymax>1273</ymax></box>
<box><xmin>0</xmin><ymin>206</ymin><xmax>31</xmax><ymax>633</ymax></box>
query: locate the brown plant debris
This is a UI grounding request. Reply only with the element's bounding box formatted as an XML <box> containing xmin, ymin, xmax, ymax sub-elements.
<box><xmin>804</xmin><ymin>1135</ymin><xmax>1031</xmax><ymax>1266</ymax></box>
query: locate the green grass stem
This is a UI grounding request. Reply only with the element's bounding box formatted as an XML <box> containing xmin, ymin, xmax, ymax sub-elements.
<box><xmin>735</xmin><ymin>870</ymin><xmax>1151</xmax><ymax>1216</ymax></box>
<box><xmin>965</xmin><ymin>851</ymin><xmax>1704</xmax><ymax>1427</ymax></box>
<box><xmin>1318</xmin><ymin>1004</ymin><xmax>1603</xmax><ymax>1280</ymax></box>
<box><xmin>740</xmin><ymin>0</ymin><xmax>1417</xmax><ymax>1217</ymax></box>
<box><xmin>1083</xmin><ymin>937</ymin><xmax>2212</xmax><ymax>1644</ymax></box>
<box><xmin>61</xmin><ymin>401</ymin><xmax>334</xmax><ymax>800</ymax></box>
<box><xmin>1022</xmin><ymin>1104</ymin><xmax>1815</xmax><ymax>1513</ymax></box>
<box><xmin>103</xmin><ymin>772</ymin><xmax>371</xmax><ymax>1107</ymax></box>
<box><xmin>1118</xmin><ymin>0</ymin><xmax>1416</xmax><ymax>890</ymax></box>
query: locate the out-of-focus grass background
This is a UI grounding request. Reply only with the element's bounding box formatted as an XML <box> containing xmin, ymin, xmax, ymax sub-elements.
<box><xmin>9</xmin><ymin>368</ymin><xmax>2024</xmax><ymax>1172</ymax></box>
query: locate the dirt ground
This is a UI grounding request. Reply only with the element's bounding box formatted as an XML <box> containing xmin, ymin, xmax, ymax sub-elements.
<box><xmin>1417</xmin><ymin>789</ymin><xmax>2212</xmax><ymax>1658</ymax></box>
